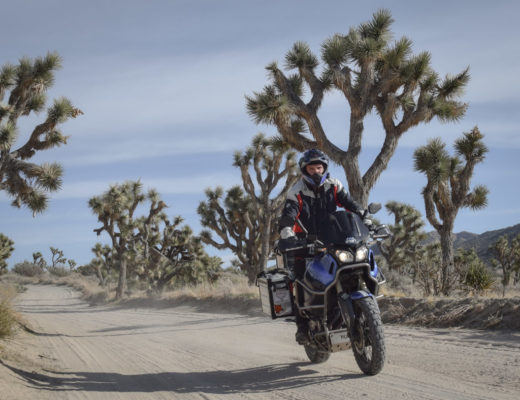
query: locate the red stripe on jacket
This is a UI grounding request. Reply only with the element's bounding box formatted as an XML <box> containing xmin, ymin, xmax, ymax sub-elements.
<box><xmin>292</xmin><ymin>193</ymin><xmax>303</xmax><ymax>233</ymax></box>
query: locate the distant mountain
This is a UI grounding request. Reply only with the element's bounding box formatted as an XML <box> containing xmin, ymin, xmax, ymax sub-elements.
<box><xmin>426</xmin><ymin>223</ymin><xmax>520</xmax><ymax>264</ymax></box>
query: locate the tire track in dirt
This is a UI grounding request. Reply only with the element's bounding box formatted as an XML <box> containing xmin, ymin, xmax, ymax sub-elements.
<box><xmin>1</xmin><ymin>284</ymin><xmax>519</xmax><ymax>400</ymax></box>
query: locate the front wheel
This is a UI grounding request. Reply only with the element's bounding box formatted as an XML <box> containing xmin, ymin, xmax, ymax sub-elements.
<box><xmin>351</xmin><ymin>296</ymin><xmax>385</xmax><ymax>375</ymax></box>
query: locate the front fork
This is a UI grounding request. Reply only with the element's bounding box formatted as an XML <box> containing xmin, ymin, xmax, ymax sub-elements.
<box><xmin>336</xmin><ymin>281</ymin><xmax>372</xmax><ymax>342</ymax></box>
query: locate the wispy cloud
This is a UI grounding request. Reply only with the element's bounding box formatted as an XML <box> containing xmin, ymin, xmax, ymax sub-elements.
<box><xmin>53</xmin><ymin>172</ymin><xmax>239</xmax><ymax>199</ymax></box>
<box><xmin>55</xmin><ymin>50</ymin><xmax>268</xmax><ymax>136</ymax></box>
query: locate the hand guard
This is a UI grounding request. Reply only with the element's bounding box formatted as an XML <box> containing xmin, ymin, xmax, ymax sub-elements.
<box><xmin>277</xmin><ymin>236</ymin><xmax>306</xmax><ymax>253</ymax></box>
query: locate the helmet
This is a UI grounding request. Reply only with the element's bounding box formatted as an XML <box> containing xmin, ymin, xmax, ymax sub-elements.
<box><xmin>298</xmin><ymin>149</ymin><xmax>329</xmax><ymax>175</ymax></box>
<box><xmin>299</xmin><ymin>149</ymin><xmax>329</xmax><ymax>189</ymax></box>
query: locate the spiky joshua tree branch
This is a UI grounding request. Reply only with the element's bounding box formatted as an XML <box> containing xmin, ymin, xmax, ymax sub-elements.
<box><xmin>246</xmin><ymin>9</ymin><xmax>469</xmax><ymax>207</ymax></box>
<box><xmin>0</xmin><ymin>52</ymin><xmax>82</xmax><ymax>214</ymax></box>
<box><xmin>0</xmin><ymin>233</ymin><xmax>14</xmax><ymax>274</ymax></box>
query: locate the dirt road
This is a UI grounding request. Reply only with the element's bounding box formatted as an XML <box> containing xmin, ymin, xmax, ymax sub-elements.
<box><xmin>1</xmin><ymin>284</ymin><xmax>519</xmax><ymax>399</ymax></box>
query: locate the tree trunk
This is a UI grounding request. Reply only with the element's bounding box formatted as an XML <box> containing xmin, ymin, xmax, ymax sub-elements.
<box><xmin>116</xmin><ymin>252</ymin><xmax>127</xmax><ymax>300</ymax></box>
<box><xmin>439</xmin><ymin>225</ymin><xmax>455</xmax><ymax>296</ymax></box>
<box><xmin>502</xmin><ymin>270</ymin><xmax>510</xmax><ymax>298</ymax></box>
<box><xmin>258</xmin><ymin>201</ymin><xmax>272</xmax><ymax>273</ymax></box>
<box><xmin>342</xmin><ymin>159</ymin><xmax>369</xmax><ymax>207</ymax></box>
<box><xmin>343</xmin><ymin>114</ymin><xmax>366</xmax><ymax>206</ymax></box>
<box><xmin>95</xmin><ymin>264</ymin><xmax>106</xmax><ymax>287</ymax></box>
<box><xmin>244</xmin><ymin>263</ymin><xmax>259</xmax><ymax>285</ymax></box>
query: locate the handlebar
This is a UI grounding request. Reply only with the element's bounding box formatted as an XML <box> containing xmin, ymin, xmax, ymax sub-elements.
<box><xmin>275</xmin><ymin>237</ymin><xmax>325</xmax><ymax>254</ymax></box>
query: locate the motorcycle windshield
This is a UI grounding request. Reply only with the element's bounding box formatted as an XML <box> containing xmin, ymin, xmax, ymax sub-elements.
<box><xmin>318</xmin><ymin>211</ymin><xmax>370</xmax><ymax>245</ymax></box>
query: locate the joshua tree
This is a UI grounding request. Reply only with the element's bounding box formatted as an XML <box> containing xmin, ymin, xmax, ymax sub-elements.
<box><xmin>0</xmin><ymin>52</ymin><xmax>82</xmax><ymax>214</ymax></box>
<box><xmin>91</xmin><ymin>243</ymin><xmax>113</xmax><ymax>287</ymax></box>
<box><xmin>379</xmin><ymin>201</ymin><xmax>426</xmax><ymax>274</ymax></box>
<box><xmin>246</xmin><ymin>9</ymin><xmax>469</xmax><ymax>207</ymax></box>
<box><xmin>67</xmin><ymin>259</ymin><xmax>76</xmax><ymax>271</ymax></box>
<box><xmin>414</xmin><ymin>127</ymin><xmax>488</xmax><ymax>295</ymax></box>
<box><xmin>233</xmin><ymin>134</ymin><xmax>298</xmax><ymax>271</ymax></box>
<box><xmin>32</xmin><ymin>251</ymin><xmax>47</xmax><ymax>269</ymax></box>
<box><xmin>198</xmin><ymin>186</ymin><xmax>257</xmax><ymax>282</ymax></box>
<box><xmin>50</xmin><ymin>246</ymin><xmax>66</xmax><ymax>268</ymax></box>
<box><xmin>89</xmin><ymin>181</ymin><xmax>167</xmax><ymax>299</ymax></box>
<box><xmin>0</xmin><ymin>233</ymin><xmax>14</xmax><ymax>274</ymax></box>
<box><xmin>134</xmin><ymin>211</ymin><xmax>222</xmax><ymax>291</ymax></box>
<box><xmin>489</xmin><ymin>234</ymin><xmax>520</xmax><ymax>297</ymax></box>
<box><xmin>198</xmin><ymin>134</ymin><xmax>298</xmax><ymax>283</ymax></box>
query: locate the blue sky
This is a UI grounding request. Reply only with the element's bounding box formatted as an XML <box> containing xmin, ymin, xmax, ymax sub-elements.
<box><xmin>1</xmin><ymin>0</ymin><xmax>519</xmax><ymax>267</ymax></box>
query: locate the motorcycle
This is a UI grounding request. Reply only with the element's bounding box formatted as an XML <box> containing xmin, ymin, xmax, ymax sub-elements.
<box><xmin>257</xmin><ymin>203</ymin><xmax>391</xmax><ymax>375</ymax></box>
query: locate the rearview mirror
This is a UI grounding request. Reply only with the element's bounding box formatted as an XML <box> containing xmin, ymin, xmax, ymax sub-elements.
<box><xmin>368</xmin><ymin>203</ymin><xmax>382</xmax><ymax>214</ymax></box>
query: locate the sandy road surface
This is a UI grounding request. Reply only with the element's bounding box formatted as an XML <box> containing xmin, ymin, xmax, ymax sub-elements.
<box><xmin>1</xmin><ymin>284</ymin><xmax>519</xmax><ymax>400</ymax></box>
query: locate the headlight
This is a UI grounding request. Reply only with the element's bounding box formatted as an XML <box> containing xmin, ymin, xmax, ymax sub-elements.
<box><xmin>336</xmin><ymin>250</ymin><xmax>354</xmax><ymax>263</ymax></box>
<box><xmin>355</xmin><ymin>246</ymin><xmax>368</xmax><ymax>261</ymax></box>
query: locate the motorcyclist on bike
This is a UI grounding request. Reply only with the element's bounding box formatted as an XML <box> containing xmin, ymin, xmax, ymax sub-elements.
<box><xmin>278</xmin><ymin>148</ymin><xmax>363</xmax><ymax>344</ymax></box>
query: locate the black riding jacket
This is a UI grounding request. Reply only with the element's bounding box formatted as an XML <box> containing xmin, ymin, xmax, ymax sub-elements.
<box><xmin>278</xmin><ymin>176</ymin><xmax>363</xmax><ymax>237</ymax></box>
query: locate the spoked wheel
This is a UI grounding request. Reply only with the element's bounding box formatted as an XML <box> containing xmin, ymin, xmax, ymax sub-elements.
<box><xmin>351</xmin><ymin>296</ymin><xmax>385</xmax><ymax>375</ymax></box>
<box><xmin>304</xmin><ymin>343</ymin><xmax>330</xmax><ymax>364</ymax></box>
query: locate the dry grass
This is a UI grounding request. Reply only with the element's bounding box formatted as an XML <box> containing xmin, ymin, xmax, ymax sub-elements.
<box><xmin>113</xmin><ymin>272</ymin><xmax>261</xmax><ymax>315</ymax></box>
<box><xmin>163</xmin><ymin>273</ymin><xmax>258</xmax><ymax>301</ymax></box>
<box><xmin>2</xmin><ymin>271</ymin><xmax>260</xmax><ymax>315</ymax></box>
<box><xmin>0</xmin><ymin>283</ymin><xmax>18</xmax><ymax>339</ymax></box>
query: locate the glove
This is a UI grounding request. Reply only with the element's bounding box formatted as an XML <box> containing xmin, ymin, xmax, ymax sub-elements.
<box><xmin>280</xmin><ymin>226</ymin><xmax>296</xmax><ymax>239</ymax></box>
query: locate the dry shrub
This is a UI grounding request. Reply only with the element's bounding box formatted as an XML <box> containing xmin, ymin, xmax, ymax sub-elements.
<box><xmin>47</xmin><ymin>265</ymin><xmax>70</xmax><ymax>277</ymax></box>
<box><xmin>0</xmin><ymin>284</ymin><xmax>17</xmax><ymax>339</ymax></box>
<box><xmin>383</xmin><ymin>269</ymin><xmax>422</xmax><ymax>297</ymax></box>
<box><xmin>165</xmin><ymin>272</ymin><xmax>258</xmax><ymax>301</ymax></box>
<box><xmin>12</xmin><ymin>261</ymin><xmax>44</xmax><ymax>277</ymax></box>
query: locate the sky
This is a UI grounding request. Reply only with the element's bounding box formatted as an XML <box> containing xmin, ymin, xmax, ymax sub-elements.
<box><xmin>1</xmin><ymin>0</ymin><xmax>519</xmax><ymax>268</ymax></box>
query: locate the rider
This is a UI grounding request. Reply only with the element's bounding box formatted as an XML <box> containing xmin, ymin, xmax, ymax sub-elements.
<box><xmin>278</xmin><ymin>148</ymin><xmax>363</xmax><ymax>344</ymax></box>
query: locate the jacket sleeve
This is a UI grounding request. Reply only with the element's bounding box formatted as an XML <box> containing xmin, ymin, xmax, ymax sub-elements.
<box><xmin>334</xmin><ymin>180</ymin><xmax>363</xmax><ymax>216</ymax></box>
<box><xmin>278</xmin><ymin>199</ymin><xmax>300</xmax><ymax>231</ymax></box>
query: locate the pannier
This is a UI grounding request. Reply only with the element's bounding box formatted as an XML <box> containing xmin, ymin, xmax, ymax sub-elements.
<box><xmin>256</xmin><ymin>269</ymin><xmax>294</xmax><ymax>319</ymax></box>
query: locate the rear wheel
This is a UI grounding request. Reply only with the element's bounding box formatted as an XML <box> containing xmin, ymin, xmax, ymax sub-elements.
<box><xmin>304</xmin><ymin>344</ymin><xmax>330</xmax><ymax>364</ymax></box>
<box><xmin>351</xmin><ymin>296</ymin><xmax>385</xmax><ymax>375</ymax></box>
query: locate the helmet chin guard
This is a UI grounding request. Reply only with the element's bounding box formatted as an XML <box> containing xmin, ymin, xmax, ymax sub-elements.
<box><xmin>303</xmin><ymin>172</ymin><xmax>329</xmax><ymax>189</ymax></box>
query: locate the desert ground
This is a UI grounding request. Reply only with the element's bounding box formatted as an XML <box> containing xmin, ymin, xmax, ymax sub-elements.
<box><xmin>1</xmin><ymin>284</ymin><xmax>519</xmax><ymax>400</ymax></box>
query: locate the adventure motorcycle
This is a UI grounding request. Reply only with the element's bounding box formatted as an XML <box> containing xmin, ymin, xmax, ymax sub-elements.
<box><xmin>257</xmin><ymin>203</ymin><xmax>391</xmax><ymax>375</ymax></box>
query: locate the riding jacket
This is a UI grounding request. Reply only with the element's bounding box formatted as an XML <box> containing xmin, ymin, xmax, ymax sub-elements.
<box><xmin>278</xmin><ymin>176</ymin><xmax>363</xmax><ymax>237</ymax></box>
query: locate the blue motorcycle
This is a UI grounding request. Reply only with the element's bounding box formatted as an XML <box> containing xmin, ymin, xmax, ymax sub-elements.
<box><xmin>274</xmin><ymin>203</ymin><xmax>391</xmax><ymax>375</ymax></box>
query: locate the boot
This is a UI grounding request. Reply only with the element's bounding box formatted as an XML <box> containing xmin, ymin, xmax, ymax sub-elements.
<box><xmin>295</xmin><ymin>320</ymin><xmax>309</xmax><ymax>345</ymax></box>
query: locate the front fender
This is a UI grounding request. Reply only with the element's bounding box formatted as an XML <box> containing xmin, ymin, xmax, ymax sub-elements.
<box><xmin>350</xmin><ymin>290</ymin><xmax>374</xmax><ymax>300</ymax></box>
